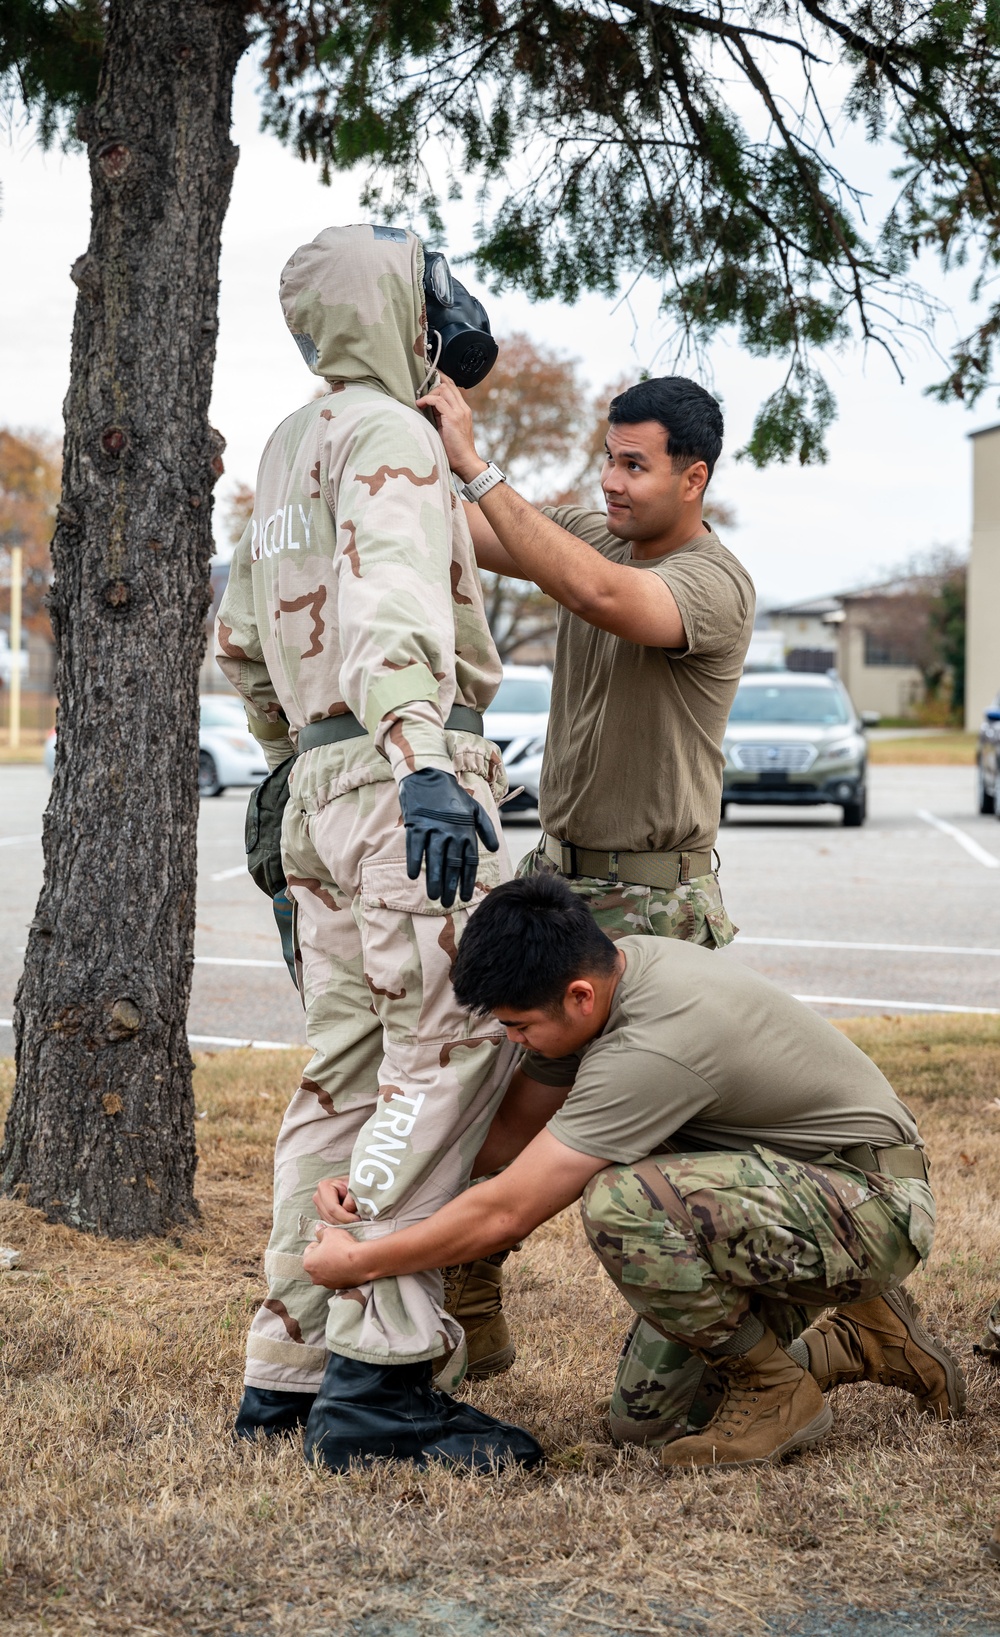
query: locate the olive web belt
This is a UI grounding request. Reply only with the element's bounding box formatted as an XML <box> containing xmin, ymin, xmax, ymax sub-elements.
<box><xmin>541</xmin><ymin>833</ymin><xmax>715</xmax><ymax>890</ymax></box>
<box><xmin>297</xmin><ymin>703</ymin><xmax>484</xmax><ymax>752</ymax></box>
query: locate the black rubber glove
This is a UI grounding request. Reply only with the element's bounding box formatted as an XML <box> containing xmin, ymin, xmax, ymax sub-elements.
<box><xmin>398</xmin><ymin>767</ymin><xmax>499</xmax><ymax>909</ymax></box>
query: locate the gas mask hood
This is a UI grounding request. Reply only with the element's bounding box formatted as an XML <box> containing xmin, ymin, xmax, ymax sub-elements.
<box><xmin>423</xmin><ymin>251</ymin><xmax>498</xmax><ymax>389</ymax></box>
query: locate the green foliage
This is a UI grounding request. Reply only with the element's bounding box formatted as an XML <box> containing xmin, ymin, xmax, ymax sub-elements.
<box><xmin>0</xmin><ymin>0</ymin><xmax>104</xmax><ymax>147</ymax></box>
<box><xmin>7</xmin><ymin>1</ymin><xmax>1000</xmax><ymax>465</ymax></box>
<box><xmin>256</xmin><ymin>1</ymin><xmax>1000</xmax><ymax>465</ymax></box>
<box><xmin>930</xmin><ymin>566</ymin><xmax>967</xmax><ymax>714</ymax></box>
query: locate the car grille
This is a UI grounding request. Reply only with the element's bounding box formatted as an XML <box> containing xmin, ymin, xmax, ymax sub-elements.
<box><xmin>730</xmin><ymin>742</ymin><xmax>817</xmax><ymax>772</ymax></box>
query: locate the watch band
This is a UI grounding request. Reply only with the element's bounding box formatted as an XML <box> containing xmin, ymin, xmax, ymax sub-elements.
<box><xmin>459</xmin><ymin>461</ymin><xmax>507</xmax><ymax>504</ymax></box>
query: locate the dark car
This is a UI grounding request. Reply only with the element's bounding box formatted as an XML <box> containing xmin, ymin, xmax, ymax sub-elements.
<box><xmin>976</xmin><ymin>689</ymin><xmax>1000</xmax><ymax>817</ymax></box>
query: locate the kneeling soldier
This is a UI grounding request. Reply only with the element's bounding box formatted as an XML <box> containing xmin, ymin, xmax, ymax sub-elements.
<box><xmin>304</xmin><ymin>876</ymin><xmax>964</xmax><ymax>1468</ymax></box>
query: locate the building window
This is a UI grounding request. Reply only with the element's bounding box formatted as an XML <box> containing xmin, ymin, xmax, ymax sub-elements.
<box><xmin>864</xmin><ymin>631</ymin><xmax>917</xmax><ymax>667</ymax></box>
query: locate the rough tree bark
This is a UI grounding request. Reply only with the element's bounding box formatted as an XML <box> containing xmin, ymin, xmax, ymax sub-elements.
<box><xmin>1</xmin><ymin>0</ymin><xmax>249</xmax><ymax>1236</ymax></box>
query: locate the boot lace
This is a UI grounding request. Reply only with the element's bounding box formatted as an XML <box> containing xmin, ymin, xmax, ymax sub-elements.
<box><xmin>709</xmin><ymin>1378</ymin><xmax>764</xmax><ymax>1439</ymax></box>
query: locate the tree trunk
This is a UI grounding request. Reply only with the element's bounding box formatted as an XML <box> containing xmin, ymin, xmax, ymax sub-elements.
<box><xmin>1</xmin><ymin>0</ymin><xmax>249</xmax><ymax>1236</ymax></box>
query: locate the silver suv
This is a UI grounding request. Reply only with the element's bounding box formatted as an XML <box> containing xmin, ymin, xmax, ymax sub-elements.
<box><xmin>722</xmin><ymin>672</ymin><xmax>874</xmax><ymax>827</ymax></box>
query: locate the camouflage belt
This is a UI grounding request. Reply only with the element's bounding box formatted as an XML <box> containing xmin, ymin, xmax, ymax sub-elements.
<box><xmin>541</xmin><ymin>833</ymin><xmax>714</xmax><ymax>889</ymax></box>
<box><xmin>837</xmin><ymin>1142</ymin><xmax>929</xmax><ymax>1182</ymax></box>
<box><xmin>297</xmin><ymin>703</ymin><xmax>484</xmax><ymax>752</ymax></box>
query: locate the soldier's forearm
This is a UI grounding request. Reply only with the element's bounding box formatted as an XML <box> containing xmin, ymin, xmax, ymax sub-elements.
<box><xmin>479</xmin><ymin>482</ymin><xmax>685</xmax><ymax>647</ymax></box>
<box><xmin>304</xmin><ymin>1183</ymin><xmax>525</xmax><ymax>1290</ymax></box>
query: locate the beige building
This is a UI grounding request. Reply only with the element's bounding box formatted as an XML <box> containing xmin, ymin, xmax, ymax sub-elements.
<box><xmin>966</xmin><ymin>423</ymin><xmax>1000</xmax><ymax>729</ymax></box>
<box><xmin>766</xmin><ymin>589</ymin><xmax>925</xmax><ymax>718</ymax></box>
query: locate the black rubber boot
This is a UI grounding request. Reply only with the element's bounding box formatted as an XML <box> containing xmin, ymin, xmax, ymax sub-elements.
<box><xmin>234</xmin><ymin>1385</ymin><xmax>316</xmax><ymax>1441</ymax></box>
<box><xmin>303</xmin><ymin>1353</ymin><xmax>545</xmax><ymax>1473</ymax></box>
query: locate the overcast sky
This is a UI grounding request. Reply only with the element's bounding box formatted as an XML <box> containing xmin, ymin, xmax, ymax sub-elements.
<box><xmin>1</xmin><ymin>51</ymin><xmax>996</xmax><ymax>611</ymax></box>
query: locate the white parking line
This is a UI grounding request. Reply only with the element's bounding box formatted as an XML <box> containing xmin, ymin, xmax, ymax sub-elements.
<box><xmin>917</xmin><ymin>809</ymin><xmax>1000</xmax><ymax>868</ymax></box>
<box><xmin>188</xmin><ymin>1033</ymin><xmax>297</xmax><ymax>1049</ymax></box>
<box><xmin>195</xmin><ymin>956</ymin><xmax>287</xmax><ymax>969</ymax></box>
<box><xmin>0</xmin><ymin>1018</ymin><xmax>297</xmax><ymax>1049</ymax></box>
<box><xmin>210</xmin><ymin>864</ymin><xmax>250</xmax><ymax>882</ymax></box>
<box><xmin>739</xmin><ymin>936</ymin><xmax>1000</xmax><ymax>957</ymax></box>
<box><xmin>0</xmin><ymin>834</ymin><xmax>41</xmax><ymax>847</ymax></box>
<box><xmin>794</xmin><ymin>994</ymin><xmax>1000</xmax><ymax>1015</ymax></box>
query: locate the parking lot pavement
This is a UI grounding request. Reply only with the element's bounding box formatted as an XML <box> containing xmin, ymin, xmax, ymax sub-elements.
<box><xmin>717</xmin><ymin>765</ymin><xmax>1000</xmax><ymax>1015</ymax></box>
<box><xmin>0</xmin><ymin>763</ymin><xmax>997</xmax><ymax>1055</ymax></box>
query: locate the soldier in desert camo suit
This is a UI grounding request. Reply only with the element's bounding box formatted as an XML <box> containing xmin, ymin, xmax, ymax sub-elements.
<box><xmin>215</xmin><ymin>224</ymin><xmax>542</xmax><ymax>1472</ymax></box>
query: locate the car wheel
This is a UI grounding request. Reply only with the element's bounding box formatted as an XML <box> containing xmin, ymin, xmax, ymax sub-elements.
<box><xmin>994</xmin><ymin>778</ymin><xmax>1000</xmax><ymax>821</ymax></box>
<box><xmin>842</xmin><ymin>788</ymin><xmax>866</xmax><ymax>827</ymax></box>
<box><xmin>199</xmin><ymin>751</ymin><xmax>224</xmax><ymax>798</ymax></box>
<box><xmin>720</xmin><ymin>800</ymin><xmax>728</xmax><ymax>823</ymax></box>
<box><xmin>978</xmin><ymin>762</ymin><xmax>995</xmax><ymax>815</ymax></box>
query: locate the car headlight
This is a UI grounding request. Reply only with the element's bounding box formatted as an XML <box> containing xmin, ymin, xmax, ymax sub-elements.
<box><xmin>824</xmin><ymin>738</ymin><xmax>862</xmax><ymax>761</ymax></box>
<box><xmin>222</xmin><ymin>733</ymin><xmax>256</xmax><ymax>753</ymax></box>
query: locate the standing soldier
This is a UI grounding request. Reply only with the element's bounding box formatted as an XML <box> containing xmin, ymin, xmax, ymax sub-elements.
<box><xmin>216</xmin><ymin>224</ymin><xmax>542</xmax><ymax>1472</ymax></box>
<box><xmin>418</xmin><ymin>372</ymin><xmax>756</xmax><ymax>1413</ymax></box>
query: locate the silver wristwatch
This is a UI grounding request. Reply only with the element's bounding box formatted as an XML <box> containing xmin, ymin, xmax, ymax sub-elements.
<box><xmin>458</xmin><ymin>461</ymin><xmax>506</xmax><ymax>504</ymax></box>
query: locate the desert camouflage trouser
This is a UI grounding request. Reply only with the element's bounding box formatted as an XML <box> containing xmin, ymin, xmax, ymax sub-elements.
<box><xmin>244</xmin><ymin>733</ymin><xmax>517</xmax><ymax>1394</ymax></box>
<box><xmin>581</xmin><ymin>1146</ymin><xmax>936</xmax><ymax>1446</ymax></box>
<box><xmin>516</xmin><ymin>845</ymin><xmax>735</xmax><ymax>948</ymax></box>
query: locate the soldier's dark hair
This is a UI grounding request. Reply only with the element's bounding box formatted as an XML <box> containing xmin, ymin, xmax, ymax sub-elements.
<box><xmin>452</xmin><ymin>874</ymin><xmax>619</xmax><ymax>1015</ymax></box>
<box><xmin>608</xmin><ymin>376</ymin><xmax>723</xmax><ymax>480</ymax></box>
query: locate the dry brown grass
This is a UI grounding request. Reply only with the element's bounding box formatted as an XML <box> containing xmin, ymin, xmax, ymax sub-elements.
<box><xmin>867</xmin><ymin>733</ymin><xmax>978</xmax><ymax>765</ymax></box>
<box><xmin>2</xmin><ymin>1020</ymin><xmax>1000</xmax><ymax>1636</ymax></box>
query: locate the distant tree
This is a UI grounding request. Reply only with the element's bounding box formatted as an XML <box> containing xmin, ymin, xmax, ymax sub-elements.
<box><xmin>857</xmin><ymin>548</ymin><xmax>967</xmax><ymax>720</ymax></box>
<box><xmin>465</xmin><ymin>333</ymin><xmax>587</xmax><ymax>659</ymax></box>
<box><xmin>930</xmin><ymin>563</ymin><xmax>967</xmax><ymax>718</ymax></box>
<box><xmin>0</xmin><ymin>428</ymin><xmax>61</xmax><ymax>642</ymax></box>
<box><xmin>220</xmin><ymin>480</ymin><xmax>255</xmax><ymax>551</ymax></box>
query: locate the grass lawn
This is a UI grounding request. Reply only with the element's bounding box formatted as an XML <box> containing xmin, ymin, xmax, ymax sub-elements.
<box><xmin>867</xmin><ymin>733</ymin><xmax>978</xmax><ymax>765</ymax></box>
<box><xmin>2</xmin><ymin>1019</ymin><xmax>1000</xmax><ymax>1635</ymax></box>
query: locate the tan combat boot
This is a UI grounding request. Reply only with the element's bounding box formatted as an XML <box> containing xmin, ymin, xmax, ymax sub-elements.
<box><xmin>441</xmin><ymin>1251</ymin><xmax>515</xmax><ymax>1378</ymax></box>
<box><xmin>659</xmin><ymin>1325</ymin><xmax>832</xmax><ymax>1471</ymax></box>
<box><xmin>800</xmin><ymin>1285</ymin><xmax>965</xmax><ymax>1419</ymax></box>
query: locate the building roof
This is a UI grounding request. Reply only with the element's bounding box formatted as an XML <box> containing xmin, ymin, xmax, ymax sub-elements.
<box><xmin>768</xmin><ymin>568</ymin><xmax>955</xmax><ymax>618</ymax></box>
<box><xmin>765</xmin><ymin>594</ymin><xmax>843</xmax><ymax>618</ymax></box>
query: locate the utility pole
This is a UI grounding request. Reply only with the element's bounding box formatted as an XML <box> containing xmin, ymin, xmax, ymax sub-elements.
<box><xmin>9</xmin><ymin>543</ymin><xmax>22</xmax><ymax>750</ymax></box>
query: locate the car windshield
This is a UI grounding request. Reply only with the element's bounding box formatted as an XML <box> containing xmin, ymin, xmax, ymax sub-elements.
<box><xmin>489</xmin><ymin>678</ymin><xmax>551</xmax><ymax>713</ymax></box>
<box><xmin>729</xmin><ymin>683</ymin><xmax>850</xmax><ymax>726</ymax></box>
<box><xmin>200</xmin><ymin>696</ymin><xmax>247</xmax><ymax>728</ymax></box>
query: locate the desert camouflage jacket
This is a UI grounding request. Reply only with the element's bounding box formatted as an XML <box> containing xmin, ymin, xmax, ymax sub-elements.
<box><xmin>215</xmin><ymin>223</ymin><xmax>501</xmax><ymax>784</ymax></box>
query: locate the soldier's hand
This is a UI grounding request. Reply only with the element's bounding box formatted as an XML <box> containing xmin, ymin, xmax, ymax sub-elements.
<box><xmin>304</xmin><ymin>1223</ymin><xmax>357</xmax><ymax>1289</ymax></box>
<box><xmin>314</xmin><ymin>1175</ymin><xmax>360</xmax><ymax>1223</ymax></box>
<box><xmin>398</xmin><ymin>767</ymin><xmax>499</xmax><ymax>908</ymax></box>
<box><xmin>416</xmin><ymin>372</ymin><xmax>483</xmax><ymax>484</ymax></box>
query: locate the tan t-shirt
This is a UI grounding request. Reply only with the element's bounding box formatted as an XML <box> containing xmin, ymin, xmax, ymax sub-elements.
<box><xmin>538</xmin><ymin>508</ymin><xmax>755</xmax><ymax>852</ymax></box>
<box><xmin>524</xmin><ymin>938</ymin><xmax>921</xmax><ymax>1164</ymax></box>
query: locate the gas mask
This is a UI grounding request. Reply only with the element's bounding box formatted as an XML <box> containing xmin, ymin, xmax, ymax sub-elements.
<box><xmin>423</xmin><ymin>251</ymin><xmax>498</xmax><ymax>389</ymax></box>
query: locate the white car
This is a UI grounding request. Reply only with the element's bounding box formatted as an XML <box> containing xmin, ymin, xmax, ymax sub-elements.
<box><xmin>483</xmin><ymin>664</ymin><xmax>551</xmax><ymax>815</ymax></box>
<box><xmin>198</xmin><ymin>694</ymin><xmax>270</xmax><ymax>796</ymax></box>
<box><xmin>43</xmin><ymin>695</ymin><xmax>268</xmax><ymax>794</ymax></box>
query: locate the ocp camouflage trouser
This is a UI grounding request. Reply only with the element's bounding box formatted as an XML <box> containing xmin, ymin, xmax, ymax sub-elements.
<box><xmin>516</xmin><ymin>845</ymin><xmax>735</xmax><ymax>948</ymax></box>
<box><xmin>515</xmin><ymin>841</ymin><xmax>736</xmax><ymax>1423</ymax></box>
<box><xmin>581</xmin><ymin>1146</ymin><xmax>936</xmax><ymax>1446</ymax></box>
<box><xmin>244</xmin><ymin>733</ymin><xmax>517</xmax><ymax>1394</ymax></box>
